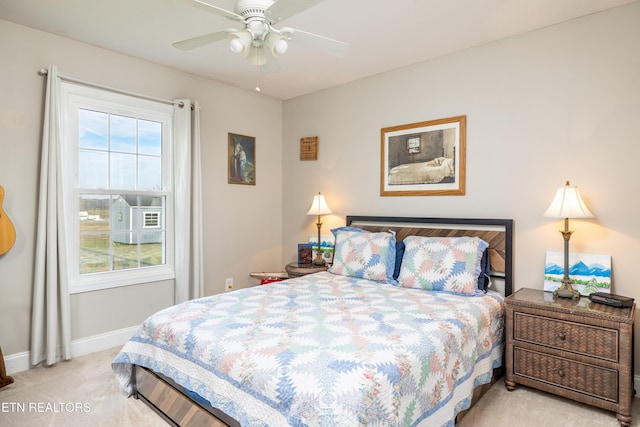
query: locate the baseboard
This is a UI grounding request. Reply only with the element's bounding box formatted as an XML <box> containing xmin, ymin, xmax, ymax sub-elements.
<box><xmin>4</xmin><ymin>325</ymin><xmax>139</xmax><ymax>375</ymax></box>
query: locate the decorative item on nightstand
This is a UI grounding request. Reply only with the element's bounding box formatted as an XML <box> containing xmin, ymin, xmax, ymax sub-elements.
<box><xmin>297</xmin><ymin>243</ymin><xmax>313</xmax><ymax>265</ymax></box>
<box><xmin>544</xmin><ymin>181</ymin><xmax>593</xmax><ymax>299</ymax></box>
<box><xmin>306</xmin><ymin>192</ymin><xmax>332</xmax><ymax>266</ymax></box>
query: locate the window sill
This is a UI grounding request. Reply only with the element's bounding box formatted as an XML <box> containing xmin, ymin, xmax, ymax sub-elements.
<box><xmin>69</xmin><ymin>267</ymin><xmax>175</xmax><ymax>294</ymax></box>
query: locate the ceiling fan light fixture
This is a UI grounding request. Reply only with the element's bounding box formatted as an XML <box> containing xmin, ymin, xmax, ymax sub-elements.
<box><xmin>247</xmin><ymin>46</ymin><xmax>268</xmax><ymax>66</ymax></box>
<box><xmin>228</xmin><ymin>31</ymin><xmax>252</xmax><ymax>54</ymax></box>
<box><xmin>274</xmin><ymin>38</ymin><xmax>288</xmax><ymax>55</ymax></box>
<box><xmin>173</xmin><ymin>0</ymin><xmax>351</xmax><ymax>77</ymax></box>
<box><xmin>264</xmin><ymin>32</ymin><xmax>289</xmax><ymax>56</ymax></box>
<box><xmin>229</xmin><ymin>38</ymin><xmax>244</xmax><ymax>53</ymax></box>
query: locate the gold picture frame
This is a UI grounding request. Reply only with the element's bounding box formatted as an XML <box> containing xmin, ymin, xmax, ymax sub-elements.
<box><xmin>380</xmin><ymin>115</ymin><xmax>466</xmax><ymax>196</ymax></box>
<box><xmin>228</xmin><ymin>133</ymin><xmax>256</xmax><ymax>185</ymax></box>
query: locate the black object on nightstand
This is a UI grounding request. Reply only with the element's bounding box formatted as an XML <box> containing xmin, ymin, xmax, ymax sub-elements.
<box><xmin>589</xmin><ymin>292</ymin><xmax>634</xmax><ymax>308</ymax></box>
<box><xmin>505</xmin><ymin>288</ymin><xmax>635</xmax><ymax>426</ymax></box>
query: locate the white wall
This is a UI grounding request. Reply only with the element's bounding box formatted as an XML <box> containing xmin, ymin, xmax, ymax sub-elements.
<box><xmin>0</xmin><ymin>19</ymin><xmax>283</xmax><ymax>358</ymax></box>
<box><xmin>282</xmin><ymin>3</ymin><xmax>640</xmax><ymax>365</ymax></box>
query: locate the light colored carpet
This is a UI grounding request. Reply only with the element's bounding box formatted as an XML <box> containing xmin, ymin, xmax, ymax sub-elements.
<box><xmin>0</xmin><ymin>347</ymin><xmax>160</xmax><ymax>427</ymax></box>
<box><xmin>1</xmin><ymin>347</ymin><xmax>638</xmax><ymax>426</ymax></box>
<box><xmin>457</xmin><ymin>379</ymin><xmax>640</xmax><ymax>427</ymax></box>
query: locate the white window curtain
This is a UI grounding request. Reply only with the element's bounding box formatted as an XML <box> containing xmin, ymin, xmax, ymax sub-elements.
<box><xmin>173</xmin><ymin>99</ymin><xmax>204</xmax><ymax>304</ymax></box>
<box><xmin>31</xmin><ymin>66</ymin><xmax>204</xmax><ymax>366</ymax></box>
<box><xmin>31</xmin><ymin>64</ymin><xmax>71</xmax><ymax>366</ymax></box>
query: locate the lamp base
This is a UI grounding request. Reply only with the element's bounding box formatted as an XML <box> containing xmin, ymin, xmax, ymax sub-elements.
<box><xmin>553</xmin><ymin>280</ymin><xmax>580</xmax><ymax>299</ymax></box>
<box><xmin>312</xmin><ymin>253</ymin><xmax>325</xmax><ymax>266</ymax></box>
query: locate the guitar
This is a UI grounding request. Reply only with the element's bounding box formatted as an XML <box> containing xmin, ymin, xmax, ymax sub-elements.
<box><xmin>0</xmin><ymin>347</ymin><xmax>14</xmax><ymax>388</ymax></box>
<box><xmin>0</xmin><ymin>186</ymin><xmax>16</xmax><ymax>255</ymax></box>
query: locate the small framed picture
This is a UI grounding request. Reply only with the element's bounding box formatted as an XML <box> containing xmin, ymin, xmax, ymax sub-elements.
<box><xmin>308</xmin><ymin>234</ymin><xmax>335</xmax><ymax>264</ymax></box>
<box><xmin>297</xmin><ymin>243</ymin><xmax>313</xmax><ymax>265</ymax></box>
<box><xmin>228</xmin><ymin>133</ymin><xmax>256</xmax><ymax>185</ymax></box>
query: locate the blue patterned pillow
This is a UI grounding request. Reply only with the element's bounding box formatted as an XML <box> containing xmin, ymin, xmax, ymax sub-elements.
<box><xmin>397</xmin><ymin>236</ymin><xmax>489</xmax><ymax>295</ymax></box>
<box><xmin>329</xmin><ymin>229</ymin><xmax>397</xmax><ymax>284</ymax></box>
<box><xmin>477</xmin><ymin>248</ymin><xmax>491</xmax><ymax>292</ymax></box>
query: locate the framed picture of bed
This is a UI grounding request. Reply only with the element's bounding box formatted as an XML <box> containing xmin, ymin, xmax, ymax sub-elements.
<box><xmin>228</xmin><ymin>132</ymin><xmax>256</xmax><ymax>185</ymax></box>
<box><xmin>380</xmin><ymin>115</ymin><xmax>466</xmax><ymax>196</ymax></box>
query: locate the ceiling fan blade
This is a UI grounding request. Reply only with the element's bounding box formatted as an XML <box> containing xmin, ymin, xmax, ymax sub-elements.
<box><xmin>288</xmin><ymin>28</ymin><xmax>350</xmax><ymax>57</ymax></box>
<box><xmin>173</xmin><ymin>0</ymin><xmax>243</xmax><ymax>22</ymax></box>
<box><xmin>173</xmin><ymin>30</ymin><xmax>230</xmax><ymax>50</ymax></box>
<box><xmin>265</xmin><ymin>0</ymin><xmax>327</xmax><ymax>22</ymax></box>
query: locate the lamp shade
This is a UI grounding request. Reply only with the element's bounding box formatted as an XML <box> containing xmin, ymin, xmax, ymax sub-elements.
<box><xmin>246</xmin><ymin>45</ymin><xmax>268</xmax><ymax>66</ymax></box>
<box><xmin>307</xmin><ymin>193</ymin><xmax>332</xmax><ymax>216</ymax></box>
<box><xmin>543</xmin><ymin>181</ymin><xmax>593</xmax><ymax>219</ymax></box>
<box><xmin>264</xmin><ymin>32</ymin><xmax>289</xmax><ymax>56</ymax></box>
<box><xmin>228</xmin><ymin>30</ymin><xmax>252</xmax><ymax>54</ymax></box>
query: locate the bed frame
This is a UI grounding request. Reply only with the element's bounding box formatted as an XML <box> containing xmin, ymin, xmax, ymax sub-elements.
<box><xmin>131</xmin><ymin>216</ymin><xmax>514</xmax><ymax>426</ymax></box>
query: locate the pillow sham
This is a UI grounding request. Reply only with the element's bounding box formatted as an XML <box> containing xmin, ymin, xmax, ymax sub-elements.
<box><xmin>397</xmin><ymin>236</ymin><xmax>489</xmax><ymax>295</ymax></box>
<box><xmin>329</xmin><ymin>229</ymin><xmax>397</xmax><ymax>284</ymax></box>
<box><xmin>330</xmin><ymin>226</ymin><xmax>367</xmax><ymax>238</ymax></box>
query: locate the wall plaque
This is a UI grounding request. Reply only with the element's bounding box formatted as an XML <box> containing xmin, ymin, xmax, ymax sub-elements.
<box><xmin>300</xmin><ymin>137</ymin><xmax>318</xmax><ymax>161</ymax></box>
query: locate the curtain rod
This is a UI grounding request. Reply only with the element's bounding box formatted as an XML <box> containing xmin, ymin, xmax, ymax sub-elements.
<box><xmin>38</xmin><ymin>68</ymin><xmax>191</xmax><ymax>109</ymax></box>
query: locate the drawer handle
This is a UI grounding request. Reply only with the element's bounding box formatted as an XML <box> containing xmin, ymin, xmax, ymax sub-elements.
<box><xmin>557</xmin><ymin>369</ymin><xmax>565</xmax><ymax>378</ymax></box>
<box><xmin>556</xmin><ymin>332</ymin><xmax>566</xmax><ymax>341</ymax></box>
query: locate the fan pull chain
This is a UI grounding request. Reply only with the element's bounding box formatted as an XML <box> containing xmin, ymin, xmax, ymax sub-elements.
<box><xmin>255</xmin><ymin>63</ymin><xmax>261</xmax><ymax>92</ymax></box>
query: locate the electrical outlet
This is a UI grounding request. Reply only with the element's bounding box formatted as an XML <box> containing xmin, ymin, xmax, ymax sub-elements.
<box><xmin>225</xmin><ymin>278</ymin><xmax>234</xmax><ymax>292</ymax></box>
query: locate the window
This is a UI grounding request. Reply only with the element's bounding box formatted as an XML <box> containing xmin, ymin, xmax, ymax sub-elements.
<box><xmin>407</xmin><ymin>136</ymin><xmax>421</xmax><ymax>154</ymax></box>
<box><xmin>62</xmin><ymin>82</ymin><xmax>174</xmax><ymax>293</ymax></box>
<box><xmin>144</xmin><ymin>212</ymin><xmax>160</xmax><ymax>228</ymax></box>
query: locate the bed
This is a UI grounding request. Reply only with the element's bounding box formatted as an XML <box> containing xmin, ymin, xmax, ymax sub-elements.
<box><xmin>387</xmin><ymin>157</ymin><xmax>455</xmax><ymax>185</ymax></box>
<box><xmin>112</xmin><ymin>216</ymin><xmax>513</xmax><ymax>427</ymax></box>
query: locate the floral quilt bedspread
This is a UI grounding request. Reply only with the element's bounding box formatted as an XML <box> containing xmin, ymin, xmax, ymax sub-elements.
<box><xmin>112</xmin><ymin>271</ymin><xmax>505</xmax><ymax>427</ymax></box>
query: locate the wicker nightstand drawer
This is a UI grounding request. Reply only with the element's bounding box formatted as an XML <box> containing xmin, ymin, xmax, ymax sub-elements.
<box><xmin>514</xmin><ymin>312</ymin><xmax>619</xmax><ymax>361</ymax></box>
<box><xmin>514</xmin><ymin>347</ymin><xmax>618</xmax><ymax>401</ymax></box>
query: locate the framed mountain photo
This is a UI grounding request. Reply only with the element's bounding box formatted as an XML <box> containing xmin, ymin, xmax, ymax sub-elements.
<box><xmin>544</xmin><ymin>252</ymin><xmax>611</xmax><ymax>295</ymax></box>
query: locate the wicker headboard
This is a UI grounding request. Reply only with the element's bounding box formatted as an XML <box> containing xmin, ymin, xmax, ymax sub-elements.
<box><xmin>346</xmin><ymin>216</ymin><xmax>514</xmax><ymax>297</ymax></box>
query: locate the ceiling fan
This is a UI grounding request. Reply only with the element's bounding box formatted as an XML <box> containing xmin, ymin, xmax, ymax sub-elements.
<box><xmin>172</xmin><ymin>0</ymin><xmax>350</xmax><ymax>72</ymax></box>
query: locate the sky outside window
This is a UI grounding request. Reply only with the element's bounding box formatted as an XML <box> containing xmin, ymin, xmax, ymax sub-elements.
<box><xmin>78</xmin><ymin>109</ymin><xmax>163</xmax><ymax>190</ymax></box>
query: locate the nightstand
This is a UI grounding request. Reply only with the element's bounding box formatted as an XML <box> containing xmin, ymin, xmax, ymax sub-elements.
<box><xmin>505</xmin><ymin>288</ymin><xmax>635</xmax><ymax>426</ymax></box>
<box><xmin>285</xmin><ymin>262</ymin><xmax>328</xmax><ymax>278</ymax></box>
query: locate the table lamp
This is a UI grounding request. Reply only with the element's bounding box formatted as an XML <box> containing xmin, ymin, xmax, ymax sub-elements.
<box><xmin>307</xmin><ymin>192</ymin><xmax>332</xmax><ymax>266</ymax></box>
<box><xmin>543</xmin><ymin>181</ymin><xmax>594</xmax><ymax>299</ymax></box>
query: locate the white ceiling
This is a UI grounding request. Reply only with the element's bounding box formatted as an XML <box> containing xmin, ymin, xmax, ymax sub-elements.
<box><xmin>0</xmin><ymin>0</ymin><xmax>636</xmax><ymax>100</ymax></box>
